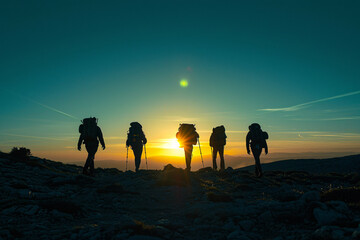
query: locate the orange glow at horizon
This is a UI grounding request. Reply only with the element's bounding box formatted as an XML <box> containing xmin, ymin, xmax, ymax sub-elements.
<box><xmin>30</xmin><ymin>137</ymin><xmax>360</xmax><ymax>164</ymax></box>
<box><xmin>160</xmin><ymin>138</ymin><xmax>180</xmax><ymax>149</ymax></box>
<box><xmin>147</xmin><ymin>138</ymin><xmax>184</xmax><ymax>157</ymax></box>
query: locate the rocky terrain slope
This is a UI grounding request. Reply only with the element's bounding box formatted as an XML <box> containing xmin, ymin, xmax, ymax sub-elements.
<box><xmin>1</xmin><ymin>153</ymin><xmax>360</xmax><ymax>240</ymax></box>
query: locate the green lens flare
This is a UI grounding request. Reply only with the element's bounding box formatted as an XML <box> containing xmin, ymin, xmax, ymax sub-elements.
<box><xmin>180</xmin><ymin>79</ymin><xmax>188</xmax><ymax>87</ymax></box>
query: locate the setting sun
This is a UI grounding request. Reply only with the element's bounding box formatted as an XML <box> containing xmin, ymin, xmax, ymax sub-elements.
<box><xmin>162</xmin><ymin>138</ymin><xmax>180</xmax><ymax>149</ymax></box>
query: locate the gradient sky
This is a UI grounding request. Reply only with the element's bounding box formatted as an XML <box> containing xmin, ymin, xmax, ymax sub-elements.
<box><xmin>1</xmin><ymin>0</ymin><xmax>360</xmax><ymax>165</ymax></box>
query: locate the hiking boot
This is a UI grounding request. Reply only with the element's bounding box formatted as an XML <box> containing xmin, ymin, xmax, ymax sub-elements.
<box><xmin>256</xmin><ymin>172</ymin><xmax>263</xmax><ymax>178</ymax></box>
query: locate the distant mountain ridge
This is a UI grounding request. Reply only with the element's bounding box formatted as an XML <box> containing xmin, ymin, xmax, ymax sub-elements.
<box><xmin>239</xmin><ymin>154</ymin><xmax>360</xmax><ymax>174</ymax></box>
<box><xmin>68</xmin><ymin>153</ymin><xmax>360</xmax><ymax>173</ymax></box>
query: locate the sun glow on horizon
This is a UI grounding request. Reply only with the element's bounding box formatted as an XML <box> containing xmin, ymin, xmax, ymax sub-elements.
<box><xmin>145</xmin><ymin>138</ymin><xmax>183</xmax><ymax>157</ymax></box>
<box><xmin>161</xmin><ymin>138</ymin><xmax>181</xmax><ymax>149</ymax></box>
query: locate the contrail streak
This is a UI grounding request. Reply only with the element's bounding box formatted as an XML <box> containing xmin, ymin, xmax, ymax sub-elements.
<box><xmin>30</xmin><ymin>100</ymin><xmax>78</xmax><ymax>120</ymax></box>
<box><xmin>4</xmin><ymin>89</ymin><xmax>78</xmax><ymax>120</ymax></box>
<box><xmin>259</xmin><ymin>90</ymin><xmax>360</xmax><ymax>112</ymax></box>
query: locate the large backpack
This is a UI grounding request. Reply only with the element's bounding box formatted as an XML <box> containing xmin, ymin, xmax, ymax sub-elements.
<box><xmin>79</xmin><ymin>117</ymin><xmax>98</xmax><ymax>143</ymax></box>
<box><xmin>249</xmin><ymin>123</ymin><xmax>268</xmax><ymax>147</ymax></box>
<box><xmin>176</xmin><ymin>123</ymin><xmax>198</xmax><ymax>146</ymax></box>
<box><xmin>127</xmin><ymin>122</ymin><xmax>144</xmax><ymax>146</ymax></box>
<box><xmin>210</xmin><ymin>125</ymin><xmax>227</xmax><ymax>146</ymax></box>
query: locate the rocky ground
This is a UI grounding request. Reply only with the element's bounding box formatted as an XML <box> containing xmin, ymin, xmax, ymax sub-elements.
<box><xmin>1</xmin><ymin>153</ymin><xmax>360</xmax><ymax>240</ymax></box>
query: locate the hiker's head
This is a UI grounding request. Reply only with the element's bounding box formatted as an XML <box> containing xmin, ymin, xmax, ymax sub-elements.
<box><xmin>79</xmin><ymin>117</ymin><xmax>98</xmax><ymax>134</ymax></box>
<box><xmin>249</xmin><ymin>123</ymin><xmax>261</xmax><ymax>131</ymax></box>
<box><xmin>176</xmin><ymin>123</ymin><xmax>198</xmax><ymax>146</ymax></box>
<box><xmin>178</xmin><ymin>123</ymin><xmax>196</xmax><ymax>131</ymax></box>
<box><xmin>130</xmin><ymin>122</ymin><xmax>142</xmax><ymax>129</ymax></box>
<box><xmin>213</xmin><ymin>125</ymin><xmax>225</xmax><ymax>133</ymax></box>
<box><xmin>82</xmin><ymin>117</ymin><xmax>97</xmax><ymax>125</ymax></box>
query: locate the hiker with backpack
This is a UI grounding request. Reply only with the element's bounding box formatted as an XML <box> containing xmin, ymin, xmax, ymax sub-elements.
<box><xmin>176</xmin><ymin>124</ymin><xmax>199</xmax><ymax>171</ymax></box>
<box><xmin>246</xmin><ymin>123</ymin><xmax>268</xmax><ymax>177</ymax></box>
<box><xmin>126</xmin><ymin>122</ymin><xmax>147</xmax><ymax>172</ymax></box>
<box><xmin>210</xmin><ymin>125</ymin><xmax>227</xmax><ymax>170</ymax></box>
<box><xmin>77</xmin><ymin>117</ymin><xmax>106</xmax><ymax>176</ymax></box>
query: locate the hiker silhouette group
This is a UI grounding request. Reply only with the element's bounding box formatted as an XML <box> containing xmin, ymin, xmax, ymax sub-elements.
<box><xmin>77</xmin><ymin>118</ymin><xmax>269</xmax><ymax>177</ymax></box>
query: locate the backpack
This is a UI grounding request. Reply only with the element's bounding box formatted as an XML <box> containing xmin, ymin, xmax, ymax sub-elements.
<box><xmin>176</xmin><ymin>123</ymin><xmax>198</xmax><ymax>146</ymax></box>
<box><xmin>127</xmin><ymin>122</ymin><xmax>144</xmax><ymax>146</ymax></box>
<box><xmin>210</xmin><ymin>125</ymin><xmax>226</xmax><ymax>147</ymax></box>
<box><xmin>249</xmin><ymin>123</ymin><xmax>268</xmax><ymax>147</ymax></box>
<box><xmin>79</xmin><ymin>117</ymin><xmax>98</xmax><ymax>143</ymax></box>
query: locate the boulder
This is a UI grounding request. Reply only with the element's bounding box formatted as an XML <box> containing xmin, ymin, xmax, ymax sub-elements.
<box><xmin>301</xmin><ymin>191</ymin><xmax>320</xmax><ymax>203</ymax></box>
<box><xmin>352</xmin><ymin>225</ymin><xmax>360</xmax><ymax>239</ymax></box>
<box><xmin>96</xmin><ymin>183</ymin><xmax>124</xmax><ymax>194</ymax></box>
<box><xmin>197</xmin><ymin>167</ymin><xmax>213</xmax><ymax>173</ymax></box>
<box><xmin>313</xmin><ymin>201</ymin><xmax>352</xmax><ymax>226</ymax></box>
<box><xmin>238</xmin><ymin>220</ymin><xmax>255</xmax><ymax>231</ymax></box>
<box><xmin>25</xmin><ymin>205</ymin><xmax>39</xmax><ymax>215</ymax></box>
<box><xmin>222</xmin><ymin>219</ymin><xmax>237</xmax><ymax>232</ymax></box>
<box><xmin>157</xmin><ymin>165</ymin><xmax>190</xmax><ymax>186</ymax></box>
<box><xmin>258</xmin><ymin>211</ymin><xmax>273</xmax><ymax>224</ymax></box>
<box><xmin>16</xmin><ymin>189</ymin><xmax>32</xmax><ymax>199</ymax></box>
<box><xmin>127</xmin><ymin>236</ymin><xmax>163</xmax><ymax>240</ymax></box>
<box><xmin>51</xmin><ymin>209</ymin><xmax>74</xmax><ymax>220</ymax></box>
<box><xmin>312</xmin><ymin>226</ymin><xmax>346</xmax><ymax>240</ymax></box>
<box><xmin>207</xmin><ymin>192</ymin><xmax>232</xmax><ymax>202</ymax></box>
<box><xmin>227</xmin><ymin>230</ymin><xmax>251</xmax><ymax>240</ymax></box>
<box><xmin>39</xmin><ymin>199</ymin><xmax>82</xmax><ymax>216</ymax></box>
<box><xmin>273</xmin><ymin>185</ymin><xmax>301</xmax><ymax>202</ymax></box>
<box><xmin>1</xmin><ymin>206</ymin><xmax>18</xmax><ymax>215</ymax></box>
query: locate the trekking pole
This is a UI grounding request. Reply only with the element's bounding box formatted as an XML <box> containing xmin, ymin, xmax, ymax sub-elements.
<box><xmin>144</xmin><ymin>144</ymin><xmax>148</xmax><ymax>170</ymax></box>
<box><xmin>198</xmin><ymin>138</ymin><xmax>204</xmax><ymax>168</ymax></box>
<box><xmin>126</xmin><ymin>146</ymin><xmax>129</xmax><ymax>171</ymax></box>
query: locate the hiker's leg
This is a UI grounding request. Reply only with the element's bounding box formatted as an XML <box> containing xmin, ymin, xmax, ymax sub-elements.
<box><xmin>212</xmin><ymin>147</ymin><xmax>218</xmax><ymax>170</ymax></box>
<box><xmin>83</xmin><ymin>144</ymin><xmax>92</xmax><ymax>174</ymax></box>
<box><xmin>86</xmin><ymin>143</ymin><xmax>98</xmax><ymax>175</ymax></box>
<box><xmin>253</xmin><ymin>155</ymin><xmax>259</xmax><ymax>176</ymax></box>
<box><xmin>184</xmin><ymin>145</ymin><xmax>193</xmax><ymax>171</ymax></box>
<box><xmin>83</xmin><ymin>153</ymin><xmax>91</xmax><ymax>174</ymax></box>
<box><xmin>88</xmin><ymin>154</ymin><xmax>95</xmax><ymax>175</ymax></box>
<box><xmin>133</xmin><ymin>145</ymin><xmax>143</xmax><ymax>172</ymax></box>
<box><xmin>219</xmin><ymin>145</ymin><xmax>225</xmax><ymax>170</ymax></box>
<box><xmin>251</xmin><ymin>146</ymin><xmax>262</xmax><ymax>177</ymax></box>
<box><xmin>256</xmin><ymin>150</ymin><xmax>263</xmax><ymax>176</ymax></box>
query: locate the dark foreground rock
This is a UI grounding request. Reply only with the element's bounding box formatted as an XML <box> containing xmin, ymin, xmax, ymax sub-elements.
<box><xmin>0</xmin><ymin>154</ymin><xmax>359</xmax><ymax>240</ymax></box>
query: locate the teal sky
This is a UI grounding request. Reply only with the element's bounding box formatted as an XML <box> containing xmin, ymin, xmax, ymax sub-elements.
<box><xmin>1</xmin><ymin>0</ymin><xmax>360</xmax><ymax>162</ymax></box>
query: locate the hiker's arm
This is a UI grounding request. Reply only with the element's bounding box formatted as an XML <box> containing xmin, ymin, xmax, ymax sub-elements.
<box><xmin>98</xmin><ymin>127</ymin><xmax>106</xmax><ymax>150</ymax></box>
<box><xmin>209</xmin><ymin>134</ymin><xmax>213</xmax><ymax>147</ymax></box>
<box><xmin>264</xmin><ymin>141</ymin><xmax>268</xmax><ymax>154</ymax></box>
<box><xmin>142</xmin><ymin>133</ymin><xmax>147</xmax><ymax>145</ymax></box>
<box><xmin>77</xmin><ymin>135</ymin><xmax>83</xmax><ymax>151</ymax></box>
<box><xmin>246</xmin><ymin>132</ymin><xmax>250</xmax><ymax>154</ymax></box>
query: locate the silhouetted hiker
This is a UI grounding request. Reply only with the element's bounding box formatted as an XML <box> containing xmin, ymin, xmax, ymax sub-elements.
<box><xmin>210</xmin><ymin>125</ymin><xmax>227</xmax><ymax>170</ymax></box>
<box><xmin>246</xmin><ymin>123</ymin><xmax>268</xmax><ymax>177</ymax></box>
<box><xmin>78</xmin><ymin>117</ymin><xmax>106</xmax><ymax>176</ymax></box>
<box><xmin>126</xmin><ymin>122</ymin><xmax>147</xmax><ymax>172</ymax></box>
<box><xmin>176</xmin><ymin>124</ymin><xmax>199</xmax><ymax>171</ymax></box>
